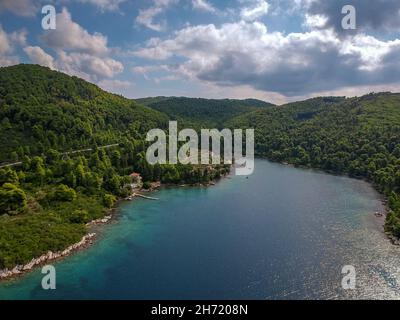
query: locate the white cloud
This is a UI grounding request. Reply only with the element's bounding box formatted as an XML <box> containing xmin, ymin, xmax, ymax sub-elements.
<box><xmin>131</xmin><ymin>64</ymin><xmax>169</xmax><ymax>80</ymax></box>
<box><xmin>0</xmin><ymin>57</ymin><xmax>19</xmax><ymax>67</ymax></box>
<box><xmin>240</xmin><ymin>0</ymin><xmax>269</xmax><ymax>21</ymax></box>
<box><xmin>133</xmin><ymin>20</ymin><xmax>400</xmax><ymax>97</ymax></box>
<box><xmin>22</xmin><ymin>45</ymin><xmax>123</xmax><ymax>81</ymax></box>
<box><xmin>56</xmin><ymin>51</ymin><xmax>123</xmax><ymax>80</ymax></box>
<box><xmin>97</xmin><ymin>79</ymin><xmax>134</xmax><ymax>96</ymax></box>
<box><xmin>0</xmin><ymin>25</ymin><xmax>27</xmax><ymax>66</ymax></box>
<box><xmin>32</xmin><ymin>8</ymin><xmax>123</xmax><ymax>82</ymax></box>
<box><xmin>135</xmin><ymin>0</ymin><xmax>178</xmax><ymax>32</ymax></box>
<box><xmin>303</xmin><ymin>0</ymin><xmax>400</xmax><ymax>34</ymax></box>
<box><xmin>0</xmin><ymin>27</ymin><xmax>12</xmax><ymax>56</ymax></box>
<box><xmin>23</xmin><ymin>46</ymin><xmax>55</xmax><ymax>69</ymax></box>
<box><xmin>134</xmin><ymin>37</ymin><xmax>174</xmax><ymax>60</ymax></box>
<box><xmin>192</xmin><ymin>0</ymin><xmax>216</xmax><ymax>13</ymax></box>
<box><xmin>75</xmin><ymin>0</ymin><xmax>127</xmax><ymax>11</ymax></box>
<box><xmin>0</xmin><ymin>26</ymin><xmax>27</xmax><ymax>54</ymax></box>
<box><xmin>41</xmin><ymin>8</ymin><xmax>109</xmax><ymax>55</ymax></box>
<box><xmin>303</xmin><ymin>13</ymin><xmax>327</xmax><ymax>29</ymax></box>
<box><xmin>10</xmin><ymin>31</ymin><xmax>27</xmax><ymax>48</ymax></box>
<box><xmin>0</xmin><ymin>0</ymin><xmax>38</xmax><ymax>17</ymax></box>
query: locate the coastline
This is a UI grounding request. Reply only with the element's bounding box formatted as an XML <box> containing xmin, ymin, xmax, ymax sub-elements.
<box><xmin>0</xmin><ymin>233</ymin><xmax>96</xmax><ymax>281</ymax></box>
<box><xmin>0</xmin><ymin>174</ymin><xmax>229</xmax><ymax>282</ymax></box>
<box><xmin>1</xmin><ymin>161</ymin><xmax>393</xmax><ymax>283</ymax></box>
<box><xmin>270</xmin><ymin>157</ymin><xmax>397</xmax><ymax>244</ymax></box>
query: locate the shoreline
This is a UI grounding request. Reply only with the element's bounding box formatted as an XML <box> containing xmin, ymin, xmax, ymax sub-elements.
<box><xmin>0</xmin><ymin>212</ymin><xmax>120</xmax><ymax>282</ymax></box>
<box><xmin>0</xmin><ymin>174</ymin><xmax>229</xmax><ymax>282</ymax></box>
<box><xmin>1</xmin><ymin>162</ymin><xmax>394</xmax><ymax>283</ymax></box>
<box><xmin>0</xmin><ymin>233</ymin><xmax>96</xmax><ymax>281</ymax></box>
<box><xmin>270</xmin><ymin>157</ymin><xmax>398</xmax><ymax>245</ymax></box>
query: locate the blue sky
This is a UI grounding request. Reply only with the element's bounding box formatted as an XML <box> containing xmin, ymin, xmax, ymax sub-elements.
<box><xmin>1</xmin><ymin>0</ymin><xmax>400</xmax><ymax>104</ymax></box>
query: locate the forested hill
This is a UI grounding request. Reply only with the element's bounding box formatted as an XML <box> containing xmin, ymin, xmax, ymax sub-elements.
<box><xmin>227</xmin><ymin>93</ymin><xmax>400</xmax><ymax>235</ymax></box>
<box><xmin>0</xmin><ymin>65</ymin><xmax>230</xmax><ymax>269</ymax></box>
<box><xmin>1</xmin><ymin>63</ymin><xmax>400</xmax><ymax>269</ymax></box>
<box><xmin>136</xmin><ymin>96</ymin><xmax>274</xmax><ymax>128</ymax></box>
<box><xmin>0</xmin><ymin>64</ymin><xmax>168</xmax><ymax>163</ymax></box>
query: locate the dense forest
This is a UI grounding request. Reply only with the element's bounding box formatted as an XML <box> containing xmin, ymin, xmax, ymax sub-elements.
<box><xmin>0</xmin><ymin>65</ymin><xmax>230</xmax><ymax>269</ymax></box>
<box><xmin>137</xmin><ymin>96</ymin><xmax>274</xmax><ymax>128</ymax></box>
<box><xmin>1</xmin><ymin>64</ymin><xmax>400</xmax><ymax>270</ymax></box>
<box><xmin>227</xmin><ymin>93</ymin><xmax>400</xmax><ymax>237</ymax></box>
<box><xmin>0</xmin><ymin>64</ymin><xmax>169</xmax><ymax>163</ymax></box>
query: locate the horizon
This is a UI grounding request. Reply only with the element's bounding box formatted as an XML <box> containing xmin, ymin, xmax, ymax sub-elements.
<box><xmin>1</xmin><ymin>1</ymin><xmax>400</xmax><ymax>104</ymax></box>
<box><xmin>4</xmin><ymin>63</ymin><xmax>400</xmax><ymax>107</ymax></box>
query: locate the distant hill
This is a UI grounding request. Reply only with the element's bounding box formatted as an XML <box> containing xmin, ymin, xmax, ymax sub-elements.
<box><xmin>0</xmin><ymin>64</ymin><xmax>168</xmax><ymax>162</ymax></box>
<box><xmin>0</xmin><ymin>65</ymin><xmax>229</xmax><ymax>269</ymax></box>
<box><xmin>227</xmin><ymin>92</ymin><xmax>400</xmax><ymax>235</ymax></box>
<box><xmin>136</xmin><ymin>96</ymin><xmax>275</xmax><ymax>128</ymax></box>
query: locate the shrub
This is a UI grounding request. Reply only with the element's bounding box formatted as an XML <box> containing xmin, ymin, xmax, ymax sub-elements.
<box><xmin>0</xmin><ymin>183</ymin><xmax>27</xmax><ymax>215</ymax></box>
<box><xmin>69</xmin><ymin>209</ymin><xmax>89</xmax><ymax>224</ymax></box>
<box><xmin>103</xmin><ymin>193</ymin><xmax>116</xmax><ymax>208</ymax></box>
<box><xmin>142</xmin><ymin>181</ymin><xmax>152</xmax><ymax>190</ymax></box>
<box><xmin>0</xmin><ymin>168</ymin><xmax>19</xmax><ymax>185</ymax></box>
<box><xmin>50</xmin><ymin>184</ymin><xmax>77</xmax><ymax>202</ymax></box>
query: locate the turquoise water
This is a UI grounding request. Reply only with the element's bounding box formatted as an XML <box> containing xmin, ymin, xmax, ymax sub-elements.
<box><xmin>1</xmin><ymin>159</ymin><xmax>400</xmax><ymax>300</ymax></box>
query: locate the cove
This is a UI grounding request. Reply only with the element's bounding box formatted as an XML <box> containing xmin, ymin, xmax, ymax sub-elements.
<box><xmin>1</xmin><ymin>159</ymin><xmax>400</xmax><ymax>300</ymax></box>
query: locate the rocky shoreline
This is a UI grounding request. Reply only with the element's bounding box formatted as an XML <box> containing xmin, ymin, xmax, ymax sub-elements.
<box><xmin>278</xmin><ymin>158</ymin><xmax>400</xmax><ymax>247</ymax></box>
<box><xmin>386</xmin><ymin>233</ymin><xmax>400</xmax><ymax>246</ymax></box>
<box><xmin>375</xmin><ymin>199</ymin><xmax>400</xmax><ymax>246</ymax></box>
<box><xmin>0</xmin><ymin>214</ymin><xmax>116</xmax><ymax>281</ymax></box>
<box><xmin>0</xmin><ymin>233</ymin><xmax>96</xmax><ymax>280</ymax></box>
<box><xmin>0</xmin><ymin>175</ymin><xmax>228</xmax><ymax>282</ymax></box>
<box><xmin>86</xmin><ymin>215</ymin><xmax>113</xmax><ymax>226</ymax></box>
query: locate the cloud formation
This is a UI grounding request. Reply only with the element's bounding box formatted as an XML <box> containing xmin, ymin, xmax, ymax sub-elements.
<box><xmin>304</xmin><ymin>0</ymin><xmax>400</xmax><ymax>34</ymax></box>
<box><xmin>134</xmin><ymin>20</ymin><xmax>400</xmax><ymax>96</ymax></box>
<box><xmin>97</xmin><ymin>79</ymin><xmax>133</xmax><ymax>95</ymax></box>
<box><xmin>192</xmin><ymin>0</ymin><xmax>217</xmax><ymax>13</ymax></box>
<box><xmin>56</xmin><ymin>51</ymin><xmax>123</xmax><ymax>79</ymax></box>
<box><xmin>23</xmin><ymin>8</ymin><xmax>123</xmax><ymax>82</ymax></box>
<box><xmin>135</xmin><ymin>0</ymin><xmax>178</xmax><ymax>32</ymax></box>
<box><xmin>2</xmin><ymin>0</ymin><xmax>400</xmax><ymax>101</ymax></box>
<box><xmin>0</xmin><ymin>25</ymin><xmax>26</xmax><ymax>66</ymax></box>
<box><xmin>41</xmin><ymin>8</ymin><xmax>109</xmax><ymax>55</ymax></box>
<box><xmin>240</xmin><ymin>0</ymin><xmax>269</xmax><ymax>21</ymax></box>
<box><xmin>23</xmin><ymin>46</ymin><xmax>55</xmax><ymax>69</ymax></box>
<box><xmin>76</xmin><ymin>0</ymin><xmax>127</xmax><ymax>11</ymax></box>
<box><xmin>0</xmin><ymin>0</ymin><xmax>38</xmax><ymax>17</ymax></box>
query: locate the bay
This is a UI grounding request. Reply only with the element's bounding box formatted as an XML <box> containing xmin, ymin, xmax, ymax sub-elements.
<box><xmin>1</xmin><ymin>159</ymin><xmax>399</xmax><ymax>300</ymax></box>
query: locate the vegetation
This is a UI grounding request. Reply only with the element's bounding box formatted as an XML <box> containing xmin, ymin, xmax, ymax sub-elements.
<box><xmin>1</xmin><ymin>63</ymin><xmax>400</xmax><ymax>270</ymax></box>
<box><xmin>137</xmin><ymin>96</ymin><xmax>274</xmax><ymax>128</ymax></box>
<box><xmin>0</xmin><ymin>65</ymin><xmax>229</xmax><ymax>269</ymax></box>
<box><xmin>227</xmin><ymin>93</ymin><xmax>400</xmax><ymax>237</ymax></box>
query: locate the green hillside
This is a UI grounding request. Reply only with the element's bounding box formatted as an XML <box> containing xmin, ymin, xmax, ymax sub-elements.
<box><xmin>0</xmin><ymin>65</ymin><xmax>229</xmax><ymax>269</ymax></box>
<box><xmin>227</xmin><ymin>93</ymin><xmax>400</xmax><ymax>236</ymax></box>
<box><xmin>0</xmin><ymin>64</ymin><xmax>170</xmax><ymax>163</ymax></box>
<box><xmin>136</xmin><ymin>96</ymin><xmax>274</xmax><ymax>128</ymax></box>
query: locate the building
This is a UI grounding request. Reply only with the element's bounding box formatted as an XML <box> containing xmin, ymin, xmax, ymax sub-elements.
<box><xmin>129</xmin><ymin>172</ymin><xmax>142</xmax><ymax>189</ymax></box>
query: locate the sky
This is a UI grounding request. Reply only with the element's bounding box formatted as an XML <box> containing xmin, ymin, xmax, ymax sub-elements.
<box><xmin>1</xmin><ymin>0</ymin><xmax>400</xmax><ymax>104</ymax></box>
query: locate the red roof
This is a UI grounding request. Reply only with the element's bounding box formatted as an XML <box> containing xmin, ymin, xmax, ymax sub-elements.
<box><xmin>129</xmin><ymin>172</ymin><xmax>141</xmax><ymax>177</ymax></box>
